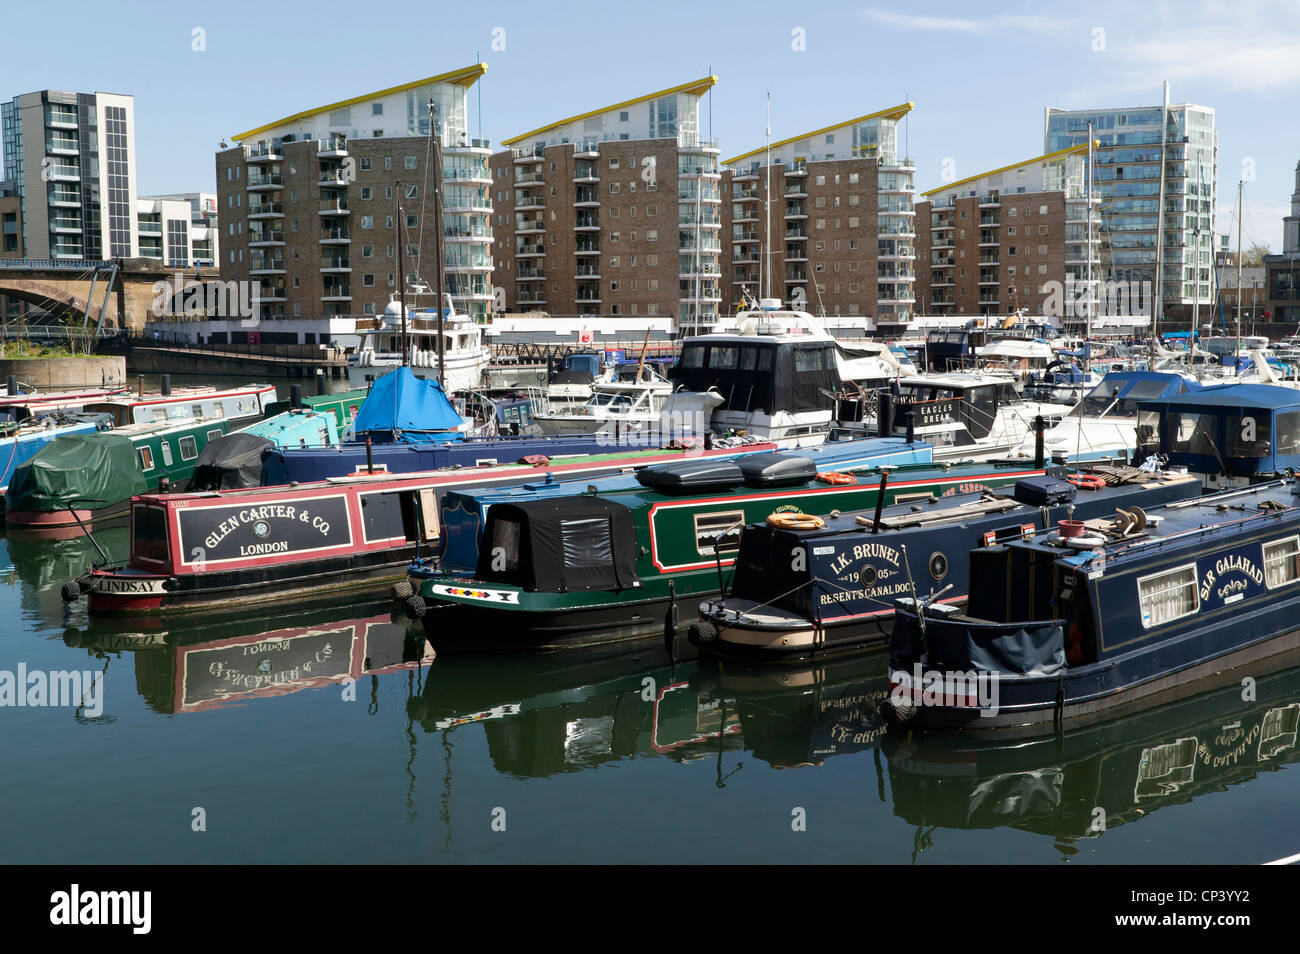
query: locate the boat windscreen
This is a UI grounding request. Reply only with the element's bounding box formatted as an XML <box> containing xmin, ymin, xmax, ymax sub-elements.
<box><xmin>1072</xmin><ymin>377</ymin><xmax>1180</xmax><ymax>418</ymax></box>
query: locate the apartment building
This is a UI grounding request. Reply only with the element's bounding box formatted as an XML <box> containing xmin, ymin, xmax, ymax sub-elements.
<box><xmin>139</xmin><ymin>192</ymin><xmax>218</xmax><ymax>267</ymax></box>
<box><xmin>720</xmin><ymin>104</ymin><xmax>915</xmax><ymax>328</ymax></box>
<box><xmin>914</xmin><ymin>143</ymin><xmax>1100</xmax><ymax>323</ymax></box>
<box><xmin>216</xmin><ymin>64</ymin><xmax>493</xmax><ymax>329</ymax></box>
<box><xmin>1</xmin><ymin>88</ymin><xmax>139</xmax><ymax>261</ymax></box>
<box><xmin>1045</xmin><ymin>94</ymin><xmax>1217</xmax><ymax>321</ymax></box>
<box><xmin>489</xmin><ymin>77</ymin><xmax>721</xmax><ymax>332</ymax></box>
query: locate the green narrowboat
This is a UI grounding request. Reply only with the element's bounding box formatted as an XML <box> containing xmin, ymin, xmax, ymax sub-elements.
<box><xmin>4</xmin><ymin>418</ymin><xmax>232</xmax><ymax>537</ymax></box>
<box><xmin>409</xmin><ymin>454</ymin><xmax>1053</xmax><ymax>650</ymax></box>
<box><xmin>262</xmin><ymin>387</ymin><xmax>367</xmax><ymax>431</ymax></box>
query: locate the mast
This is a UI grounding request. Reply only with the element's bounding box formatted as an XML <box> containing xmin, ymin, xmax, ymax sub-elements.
<box><xmin>397</xmin><ymin>181</ymin><xmax>408</xmax><ymax>366</ymax></box>
<box><xmin>430</xmin><ymin>99</ymin><xmax>446</xmax><ymax>389</ymax></box>
<box><xmin>1236</xmin><ymin>177</ymin><xmax>1244</xmax><ymax>369</ymax></box>
<box><xmin>1086</xmin><ymin>124</ymin><xmax>1093</xmax><ymax>367</ymax></box>
<box><xmin>763</xmin><ymin>91</ymin><xmax>771</xmax><ymax>302</ymax></box>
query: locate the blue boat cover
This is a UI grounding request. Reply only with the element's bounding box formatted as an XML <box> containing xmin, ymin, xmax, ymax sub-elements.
<box><xmin>1154</xmin><ymin>383</ymin><xmax>1300</xmax><ymax>410</ymax></box>
<box><xmin>351</xmin><ymin>368</ymin><xmax>463</xmax><ymax>442</ymax></box>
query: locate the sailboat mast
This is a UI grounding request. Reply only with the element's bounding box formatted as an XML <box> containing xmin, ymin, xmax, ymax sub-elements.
<box><xmin>1086</xmin><ymin>124</ymin><xmax>1093</xmax><ymax>365</ymax></box>
<box><xmin>397</xmin><ymin>182</ymin><xmax>408</xmax><ymax>367</ymax></box>
<box><xmin>1236</xmin><ymin>177</ymin><xmax>1244</xmax><ymax>367</ymax></box>
<box><xmin>431</xmin><ymin>100</ymin><xmax>446</xmax><ymax>389</ymax></box>
<box><xmin>764</xmin><ymin>91</ymin><xmax>771</xmax><ymax>302</ymax></box>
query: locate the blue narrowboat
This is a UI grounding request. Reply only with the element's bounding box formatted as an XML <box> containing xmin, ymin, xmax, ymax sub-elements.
<box><xmin>881</xmin><ymin>480</ymin><xmax>1300</xmax><ymax>732</ymax></box>
<box><xmin>691</xmin><ymin>466</ymin><xmax>1202</xmax><ymax>659</ymax></box>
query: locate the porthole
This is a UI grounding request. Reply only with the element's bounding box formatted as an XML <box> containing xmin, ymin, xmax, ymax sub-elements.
<box><xmin>929</xmin><ymin>552</ymin><xmax>948</xmax><ymax>580</ymax></box>
<box><xmin>858</xmin><ymin>564</ymin><xmax>878</xmax><ymax>588</ymax></box>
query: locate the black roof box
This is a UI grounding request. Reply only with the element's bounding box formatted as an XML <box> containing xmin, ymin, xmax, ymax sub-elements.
<box><xmin>1013</xmin><ymin>474</ymin><xmax>1076</xmax><ymax>507</ymax></box>
<box><xmin>636</xmin><ymin>458</ymin><xmax>742</xmax><ymax>494</ymax></box>
<box><xmin>736</xmin><ymin>452</ymin><xmax>817</xmax><ymax>488</ymax></box>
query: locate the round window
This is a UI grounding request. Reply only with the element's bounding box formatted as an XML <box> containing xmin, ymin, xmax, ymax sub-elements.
<box><xmin>929</xmin><ymin>552</ymin><xmax>948</xmax><ymax>580</ymax></box>
<box><xmin>858</xmin><ymin>564</ymin><xmax>878</xmax><ymax>588</ymax></box>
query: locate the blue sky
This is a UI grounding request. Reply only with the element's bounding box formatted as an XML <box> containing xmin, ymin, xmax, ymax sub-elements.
<box><xmin>5</xmin><ymin>0</ymin><xmax>1298</xmax><ymax>248</ymax></box>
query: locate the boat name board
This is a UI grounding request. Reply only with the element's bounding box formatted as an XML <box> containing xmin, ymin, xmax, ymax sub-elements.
<box><xmin>1198</xmin><ymin>554</ymin><xmax>1264</xmax><ymax>604</ymax></box>
<box><xmin>178</xmin><ymin>497</ymin><xmax>353</xmax><ymax>564</ymax></box>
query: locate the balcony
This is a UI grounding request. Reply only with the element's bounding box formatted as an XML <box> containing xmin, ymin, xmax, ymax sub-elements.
<box><xmin>50</xmin><ymin>219</ymin><xmax>83</xmax><ymax>234</ymax></box>
<box><xmin>785</xmin><ymin>162</ymin><xmax>807</xmax><ymax>177</ymax></box>
<box><xmin>980</xmin><ymin>192</ymin><xmax>1001</xmax><ymax>207</ymax></box>
<box><xmin>574</xmin><ymin>190</ymin><xmax>600</xmax><ymax>208</ymax></box>
<box><xmin>247</xmin><ymin>173</ymin><xmax>282</xmax><ymax>190</ymax></box>
<box><xmin>46</xmin><ymin>138</ymin><xmax>79</xmax><ymax>156</ymax></box>
<box><xmin>513</xmin><ymin>146</ymin><xmax>545</xmax><ymax>163</ymax></box>
<box><xmin>515</xmin><ymin>217</ymin><xmax>545</xmax><ymax>234</ymax></box>
<box><xmin>785</xmin><ymin>270</ymin><xmax>808</xmax><ymax>284</ymax></box>
<box><xmin>784</xmin><ymin>185</ymin><xmax>807</xmax><ymax>198</ymax></box>
<box><xmin>574</xmin><ymin>244</ymin><xmax>601</xmax><ymax>256</ymax></box>
<box><xmin>572</xmin><ymin>165</ymin><xmax>599</xmax><ymax>183</ymax></box>
<box><xmin>515</xmin><ymin>243</ymin><xmax>545</xmax><ymax>257</ymax></box>
<box><xmin>250</xmin><ymin>231</ymin><xmax>286</xmax><ymax>246</ymax></box>
<box><xmin>249</xmin><ymin>202</ymin><xmax>284</xmax><ymax>219</ymax></box>
<box><xmin>317</xmin><ymin>137</ymin><xmax>348</xmax><ymax>158</ymax></box>
<box><xmin>319</xmin><ymin>228</ymin><xmax>350</xmax><ymax>244</ymax></box>
<box><xmin>575</xmin><ymin>265</ymin><xmax>601</xmax><ymax>279</ymax></box>
<box><xmin>48</xmin><ymin>164</ymin><xmax>80</xmax><ymax>182</ymax></box>
<box><xmin>733</xmin><ymin>230</ymin><xmax>759</xmax><ymax>243</ymax></box>
<box><xmin>250</xmin><ymin>257</ymin><xmax>285</xmax><ymax>274</ymax></box>
<box><xmin>516</xmin><ymin>267</ymin><xmax>545</xmax><ymax>279</ymax></box>
<box><xmin>514</xmin><ymin>171</ymin><xmax>545</xmax><ymax>186</ymax></box>
<box><xmin>252</xmin><ymin>284</ymin><xmax>287</xmax><ymax>302</ymax></box>
<box><xmin>318</xmin><ymin>168</ymin><xmax>349</xmax><ymax>188</ymax></box>
<box><xmin>517</xmin><ymin>294</ymin><xmax>548</xmax><ymax>306</ymax></box>
<box><xmin>574</xmin><ymin>141</ymin><xmax>599</xmax><ymax>159</ymax></box>
<box><xmin>46</xmin><ymin>110</ymin><xmax>79</xmax><ymax>130</ymax></box>
<box><xmin>514</xmin><ymin>192</ymin><xmax>545</xmax><ymax>211</ymax></box>
<box><xmin>49</xmin><ymin>191</ymin><xmax>81</xmax><ymax>208</ymax></box>
<box><xmin>245</xmin><ymin>143</ymin><xmax>282</xmax><ymax>163</ymax></box>
<box><xmin>321</xmin><ymin>286</ymin><xmax>352</xmax><ymax>301</ymax></box>
<box><xmin>574</xmin><ymin>214</ymin><xmax>600</xmax><ymax>231</ymax></box>
<box><xmin>319</xmin><ymin>199</ymin><xmax>350</xmax><ymax>216</ymax></box>
<box><xmin>445</xmin><ymin>227</ymin><xmax>492</xmax><ymax>242</ymax></box>
<box><xmin>320</xmin><ymin>258</ymin><xmax>351</xmax><ymax>272</ymax></box>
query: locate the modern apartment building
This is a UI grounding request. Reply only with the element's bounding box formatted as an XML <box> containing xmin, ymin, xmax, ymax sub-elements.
<box><xmin>913</xmin><ymin>143</ymin><xmax>1101</xmax><ymax>323</ymax></box>
<box><xmin>216</xmin><ymin>64</ymin><xmax>493</xmax><ymax>328</ymax></box>
<box><xmin>139</xmin><ymin>192</ymin><xmax>219</xmax><ymax>268</ymax></box>
<box><xmin>488</xmin><ymin>77</ymin><xmax>721</xmax><ymax>332</ymax></box>
<box><xmin>1</xmin><ymin>89</ymin><xmax>139</xmax><ymax>260</ymax></box>
<box><xmin>1045</xmin><ymin>93</ymin><xmax>1217</xmax><ymax>321</ymax></box>
<box><xmin>720</xmin><ymin>104</ymin><xmax>915</xmax><ymax>328</ymax></box>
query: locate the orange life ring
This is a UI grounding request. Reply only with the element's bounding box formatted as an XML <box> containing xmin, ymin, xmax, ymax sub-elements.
<box><xmin>1066</xmin><ymin>474</ymin><xmax>1105</xmax><ymax>491</ymax></box>
<box><xmin>766</xmin><ymin>512</ymin><xmax>827</xmax><ymax>531</ymax></box>
<box><xmin>816</xmin><ymin>472</ymin><xmax>857</xmax><ymax>486</ymax></box>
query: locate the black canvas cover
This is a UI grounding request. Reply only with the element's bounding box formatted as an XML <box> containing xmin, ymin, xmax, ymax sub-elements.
<box><xmin>188</xmin><ymin>433</ymin><xmax>274</xmax><ymax>491</ymax></box>
<box><xmin>736</xmin><ymin>452</ymin><xmax>817</xmax><ymax>487</ymax></box>
<box><xmin>906</xmin><ymin>614</ymin><xmax>1066</xmax><ymax>678</ymax></box>
<box><xmin>477</xmin><ymin>496</ymin><xmax>638</xmax><ymax>592</ymax></box>
<box><xmin>635</xmin><ymin>458</ymin><xmax>742</xmax><ymax>494</ymax></box>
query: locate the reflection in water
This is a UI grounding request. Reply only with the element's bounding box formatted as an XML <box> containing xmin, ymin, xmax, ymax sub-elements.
<box><xmin>63</xmin><ymin>601</ymin><xmax>433</xmax><ymax>714</ymax></box>
<box><xmin>5</xmin><ymin>527</ymin><xmax>130</xmax><ymax>591</ymax></box>
<box><xmin>881</xmin><ymin>650</ymin><xmax>1300</xmax><ymax>857</ymax></box>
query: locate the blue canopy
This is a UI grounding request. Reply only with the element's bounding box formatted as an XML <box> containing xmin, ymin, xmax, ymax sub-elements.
<box><xmin>1153</xmin><ymin>383</ymin><xmax>1300</xmax><ymax>410</ymax></box>
<box><xmin>351</xmin><ymin>367</ymin><xmax>464</xmax><ymax>442</ymax></box>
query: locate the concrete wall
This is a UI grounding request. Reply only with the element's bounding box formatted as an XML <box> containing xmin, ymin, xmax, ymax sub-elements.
<box><xmin>0</xmin><ymin>354</ymin><xmax>125</xmax><ymax>388</ymax></box>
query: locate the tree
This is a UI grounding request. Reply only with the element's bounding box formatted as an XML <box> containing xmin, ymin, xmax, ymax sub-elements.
<box><xmin>1242</xmin><ymin>242</ymin><xmax>1272</xmax><ymax>267</ymax></box>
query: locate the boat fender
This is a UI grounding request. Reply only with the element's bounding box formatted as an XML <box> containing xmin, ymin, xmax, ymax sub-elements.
<box><xmin>879</xmin><ymin>695</ymin><xmax>916</xmax><ymax>726</ymax></box>
<box><xmin>688</xmin><ymin>621</ymin><xmax>716</xmax><ymax>644</ymax></box>
<box><xmin>405</xmin><ymin>595</ymin><xmax>427</xmax><ymax>619</ymax></box>
<box><xmin>815</xmin><ymin>472</ymin><xmax>857</xmax><ymax>486</ymax></box>
<box><xmin>391</xmin><ymin>580</ymin><xmax>414</xmax><ymax>600</ymax></box>
<box><xmin>60</xmin><ymin>581</ymin><xmax>81</xmax><ymax>603</ymax></box>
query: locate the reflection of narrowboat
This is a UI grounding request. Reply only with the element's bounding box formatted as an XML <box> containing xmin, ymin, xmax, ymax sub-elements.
<box><xmin>881</xmin><ymin>651</ymin><xmax>1300</xmax><ymax>842</ymax></box>
<box><xmin>409</xmin><ymin>454</ymin><xmax>1055</xmax><ymax>650</ymax></box>
<box><xmin>694</xmin><ymin>466</ymin><xmax>1202</xmax><ymax>659</ymax></box>
<box><xmin>6</xmin><ymin>526</ymin><xmax>130</xmax><ymax>591</ymax></box>
<box><xmin>4</xmin><ymin>419</ymin><xmax>234</xmax><ymax>536</ymax></box>
<box><xmin>63</xmin><ymin>443</ymin><xmax>777</xmax><ymax>616</ymax></box>
<box><xmin>1136</xmin><ymin>383</ymin><xmax>1300</xmax><ymax>488</ymax></box>
<box><xmin>883</xmin><ymin>480</ymin><xmax>1300</xmax><ymax>732</ymax></box>
<box><xmin>63</xmin><ymin>607</ymin><xmax>430</xmax><ymax>714</ymax></box>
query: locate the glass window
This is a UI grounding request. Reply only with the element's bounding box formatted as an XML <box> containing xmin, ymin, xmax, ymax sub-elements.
<box><xmin>740</xmin><ymin>347</ymin><xmax>757</xmax><ymax>371</ymax></box>
<box><xmin>757</xmin><ymin>349</ymin><xmax>774</xmax><ymax>371</ymax></box>
<box><xmin>794</xmin><ymin>348</ymin><xmax>823</xmax><ymax>372</ymax></box>
<box><xmin>207</xmin><ymin>429</ymin><xmax>223</xmax><ymax>442</ymax></box>
<box><xmin>696</xmin><ymin>510</ymin><xmax>745</xmax><ymax>556</ymax></box>
<box><xmin>1138</xmin><ymin>564</ymin><xmax>1198</xmax><ymax>628</ymax></box>
<box><xmin>138</xmin><ymin>446</ymin><xmax>155</xmax><ymax>471</ymax></box>
<box><xmin>560</xmin><ymin>517</ymin><xmax>612</xmax><ymax>569</ymax></box>
<box><xmin>1165</xmin><ymin>412</ymin><xmax>1217</xmax><ymax>456</ymax></box>
<box><xmin>179</xmin><ymin>436</ymin><xmax>198</xmax><ymax>460</ymax></box>
<box><xmin>680</xmin><ymin>345</ymin><xmax>706</xmax><ymax>369</ymax></box>
<box><xmin>1264</xmin><ymin>537</ymin><xmax>1300</xmax><ymax>589</ymax></box>
<box><xmin>160</xmin><ymin>441</ymin><xmax>174</xmax><ymax>467</ymax></box>
<box><xmin>491</xmin><ymin>519</ymin><xmax>520</xmax><ymax>572</ymax></box>
<box><xmin>708</xmin><ymin>346</ymin><xmax>739</xmax><ymax>369</ymax></box>
<box><xmin>1226</xmin><ymin>413</ymin><xmax>1271</xmax><ymax>458</ymax></box>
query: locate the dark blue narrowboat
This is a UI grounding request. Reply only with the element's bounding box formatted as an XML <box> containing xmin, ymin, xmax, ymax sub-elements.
<box><xmin>691</xmin><ymin>467</ymin><xmax>1202</xmax><ymax>659</ymax></box>
<box><xmin>1135</xmin><ymin>383</ymin><xmax>1300</xmax><ymax>487</ymax></box>
<box><xmin>882</xmin><ymin>479</ymin><xmax>1300</xmax><ymax>733</ymax></box>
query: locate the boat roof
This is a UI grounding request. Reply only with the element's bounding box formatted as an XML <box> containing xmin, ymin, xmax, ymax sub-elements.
<box><xmin>1141</xmin><ymin>383</ymin><xmax>1300</xmax><ymax>411</ymax></box>
<box><xmin>899</xmin><ymin>373</ymin><xmax>1013</xmax><ymax>389</ymax></box>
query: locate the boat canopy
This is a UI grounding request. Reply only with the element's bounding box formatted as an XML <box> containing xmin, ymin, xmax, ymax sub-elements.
<box><xmin>188</xmin><ymin>432</ymin><xmax>274</xmax><ymax>491</ymax></box>
<box><xmin>1138</xmin><ymin>383</ymin><xmax>1300</xmax><ymax>477</ymax></box>
<box><xmin>4</xmin><ymin>433</ymin><xmax>149</xmax><ymax>512</ymax></box>
<box><xmin>476</xmin><ymin>496</ymin><xmax>638</xmax><ymax>592</ymax></box>
<box><xmin>351</xmin><ymin>367</ymin><xmax>464</xmax><ymax>443</ymax></box>
<box><xmin>670</xmin><ymin>338</ymin><xmax>839</xmax><ymax>413</ymax></box>
<box><xmin>1070</xmin><ymin>371</ymin><xmax>1199</xmax><ymax>418</ymax></box>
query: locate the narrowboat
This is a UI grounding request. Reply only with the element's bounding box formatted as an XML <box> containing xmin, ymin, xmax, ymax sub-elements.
<box><xmin>1135</xmin><ymin>383</ymin><xmax>1300</xmax><ymax>488</ymax></box>
<box><xmin>692</xmin><ymin>466</ymin><xmax>1203</xmax><ymax>660</ymax></box>
<box><xmin>82</xmin><ymin>382</ymin><xmax>276</xmax><ymax>428</ymax></box>
<box><xmin>880</xmin><ymin>649</ymin><xmax>1300</xmax><ymax>840</ymax></box>
<box><xmin>262</xmin><ymin>386</ymin><xmax>366</xmax><ymax>431</ymax></box>
<box><xmin>4</xmin><ymin>418</ymin><xmax>233</xmax><ymax>536</ymax></box>
<box><xmin>0</xmin><ymin>414</ymin><xmax>108</xmax><ymax>494</ymax></box>
<box><xmin>407</xmin><ymin>455</ymin><xmax>1056</xmax><ymax>651</ymax></box>
<box><xmin>63</xmin><ymin>606</ymin><xmax>432</xmax><ymax>714</ymax></box>
<box><xmin>186</xmin><ymin>408</ymin><xmax>340</xmax><ymax>492</ymax></box>
<box><xmin>62</xmin><ymin>441</ymin><xmax>781</xmax><ymax>616</ymax></box>
<box><xmin>880</xmin><ymin>480</ymin><xmax>1300</xmax><ymax>733</ymax></box>
<box><xmin>0</xmin><ymin>384</ymin><xmax>127</xmax><ymax>421</ymax></box>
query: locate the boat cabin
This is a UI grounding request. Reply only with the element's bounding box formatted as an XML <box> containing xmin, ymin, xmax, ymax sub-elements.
<box><xmin>84</xmin><ymin>384</ymin><xmax>275</xmax><ymax>428</ymax></box>
<box><xmin>1137</xmin><ymin>384</ymin><xmax>1300</xmax><ymax>481</ymax></box>
<box><xmin>892</xmin><ymin>374</ymin><xmax>1024</xmax><ymax>447</ymax></box>
<box><xmin>669</xmin><ymin>336</ymin><xmax>839</xmax><ymax>416</ymax></box>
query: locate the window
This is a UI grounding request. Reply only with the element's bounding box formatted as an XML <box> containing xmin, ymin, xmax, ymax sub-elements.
<box><xmin>360</xmin><ymin>187</ymin><xmax>372</xmax><ymax>200</ymax></box>
<box><xmin>560</xmin><ymin>517</ymin><xmax>613</xmax><ymax>570</ymax></box>
<box><xmin>362</xmin><ymin>244</ymin><xmax>374</xmax><ymax>258</ymax></box>
<box><xmin>360</xmin><ymin>158</ymin><xmax>372</xmax><ymax>171</ymax></box>
<box><xmin>207</xmin><ymin>429</ymin><xmax>223</xmax><ymax>442</ymax></box>
<box><xmin>372</xmin><ymin>103</ymin><xmax>383</xmax><ymax>115</ymax></box>
<box><xmin>405</xmin><ymin>185</ymin><xmax>418</xmax><ymax>199</ymax></box>
<box><xmin>362</xmin><ymin>216</ymin><xmax>374</xmax><ymax>229</ymax></box>
<box><xmin>1137</xmin><ymin>564</ymin><xmax>1198</xmax><ymax>628</ymax></box>
<box><xmin>160</xmin><ymin>442</ymin><xmax>173</xmax><ymax>467</ymax></box>
<box><xmin>695</xmin><ymin>510</ymin><xmax>745</xmax><ymax>556</ymax></box>
<box><xmin>404</xmin><ymin>156</ymin><xmax>417</xmax><ymax>170</ymax></box>
<box><xmin>138</xmin><ymin>446</ymin><xmax>155</xmax><ymax>471</ymax></box>
<box><xmin>1264</xmin><ymin>537</ymin><xmax>1300</xmax><ymax>588</ymax></box>
<box><xmin>178</xmin><ymin>435</ymin><xmax>198</xmax><ymax>461</ymax></box>
<box><xmin>363</xmin><ymin>274</ymin><xmax>375</xmax><ymax>286</ymax></box>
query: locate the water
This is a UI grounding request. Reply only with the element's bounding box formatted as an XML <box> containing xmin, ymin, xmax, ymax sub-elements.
<box><xmin>2</xmin><ymin>524</ymin><xmax>1298</xmax><ymax>864</ymax></box>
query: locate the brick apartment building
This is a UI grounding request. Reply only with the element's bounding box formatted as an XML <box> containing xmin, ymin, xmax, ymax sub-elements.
<box><xmin>215</xmin><ymin>64</ymin><xmax>492</xmax><ymax>339</ymax></box>
<box><xmin>913</xmin><ymin>143</ymin><xmax>1100</xmax><ymax>326</ymax></box>
<box><xmin>719</xmin><ymin>104</ymin><xmax>915</xmax><ymax>330</ymax></box>
<box><xmin>488</xmin><ymin>77</ymin><xmax>722</xmax><ymax>333</ymax></box>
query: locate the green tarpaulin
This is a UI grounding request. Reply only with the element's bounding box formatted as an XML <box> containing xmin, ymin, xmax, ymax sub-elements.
<box><xmin>4</xmin><ymin>433</ymin><xmax>150</xmax><ymax>513</ymax></box>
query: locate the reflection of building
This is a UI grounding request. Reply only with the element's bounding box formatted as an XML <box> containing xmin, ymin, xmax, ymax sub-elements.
<box><xmin>913</xmin><ymin>143</ymin><xmax>1100</xmax><ymax>324</ymax></box>
<box><xmin>1265</xmin><ymin>160</ymin><xmax>1300</xmax><ymax>328</ymax></box>
<box><xmin>488</xmin><ymin>77</ymin><xmax>721</xmax><ymax>332</ymax></box>
<box><xmin>1045</xmin><ymin>94</ymin><xmax>1217</xmax><ymax>321</ymax></box>
<box><xmin>721</xmin><ymin>104</ymin><xmax>915</xmax><ymax>329</ymax></box>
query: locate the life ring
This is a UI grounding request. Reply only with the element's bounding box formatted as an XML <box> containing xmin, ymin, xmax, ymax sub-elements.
<box><xmin>1066</xmin><ymin>473</ymin><xmax>1105</xmax><ymax>491</ymax></box>
<box><xmin>766</xmin><ymin>512</ymin><xmax>826</xmax><ymax>531</ymax></box>
<box><xmin>816</xmin><ymin>472</ymin><xmax>857</xmax><ymax>486</ymax></box>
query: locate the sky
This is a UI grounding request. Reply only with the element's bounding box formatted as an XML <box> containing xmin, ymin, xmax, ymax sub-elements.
<box><xmin>3</xmin><ymin>0</ymin><xmax>1298</xmax><ymax>250</ymax></box>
